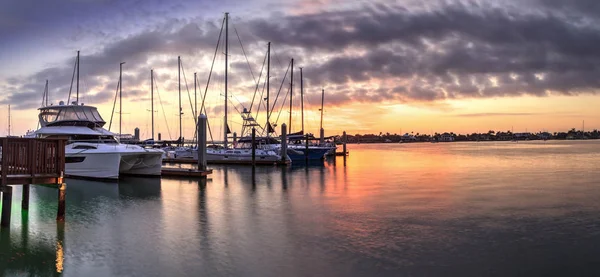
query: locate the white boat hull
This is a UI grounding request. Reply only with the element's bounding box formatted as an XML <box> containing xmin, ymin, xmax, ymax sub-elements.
<box><xmin>65</xmin><ymin>143</ymin><xmax>163</xmax><ymax>179</ymax></box>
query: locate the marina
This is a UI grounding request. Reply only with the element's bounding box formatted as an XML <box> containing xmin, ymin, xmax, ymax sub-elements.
<box><xmin>3</xmin><ymin>1</ymin><xmax>600</xmax><ymax>276</ymax></box>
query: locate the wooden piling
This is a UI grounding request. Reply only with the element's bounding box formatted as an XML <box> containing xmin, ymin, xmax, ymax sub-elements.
<box><xmin>343</xmin><ymin>131</ymin><xmax>347</xmax><ymax>166</ymax></box>
<box><xmin>281</xmin><ymin>123</ymin><xmax>288</xmax><ymax>162</ymax></box>
<box><xmin>21</xmin><ymin>184</ymin><xmax>30</xmax><ymax>210</ymax></box>
<box><xmin>197</xmin><ymin>114</ymin><xmax>207</xmax><ymax>171</ymax></box>
<box><xmin>343</xmin><ymin>131</ymin><xmax>347</xmax><ymax>155</ymax></box>
<box><xmin>56</xmin><ymin>183</ymin><xmax>66</xmax><ymax>222</ymax></box>
<box><xmin>320</xmin><ymin>128</ymin><xmax>325</xmax><ymax>145</ymax></box>
<box><xmin>251</xmin><ymin>128</ymin><xmax>256</xmax><ymax>166</ymax></box>
<box><xmin>1</xmin><ymin>186</ymin><xmax>12</xmax><ymax>228</ymax></box>
<box><xmin>305</xmin><ymin>133</ymin><xmax>309</xmax><ymax>161</ymax></box>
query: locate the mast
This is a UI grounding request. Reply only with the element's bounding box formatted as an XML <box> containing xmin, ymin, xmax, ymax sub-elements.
<box><xmin>320</xmin><ymin>88</ymin><xmax>324</xmax><ymax>131</ymax></box>
<box><xmin>300</xmin><ymin>67</ymin><xmax>304</xmax><ymax>133</ymax></box>
<box><xmin>178</xmin><ymin>56</ymin><xmax>182</xmax><ymax>146</ymax></box>
<box><xmin>266</xmin><ymin>41</ymin><xmax>271</xmax><ymax>139</ymax></box>
<box><xmin>76</xmin><ymin>50</ymin><xmax>79</xmax><ymax>104</ymax></box>
<box><xmin>119</xmin><ymin>62</ymin><xmax>125</xmax><ymax>137</ymax></box>
<box><xmin>194</xmin><ymin>72</ymin><xmax>197</xmax><ymax>144</ymax></box>
<box><xmin>151</xmin><ymin>69</ymin><xmax>154</xmax><ymax>140</ymax></box>
<box><xmin>224</xmin><ymin>12</ymin><xmax>229</xmax><ymax>149</ymax></box>
<box><xmin>289</xmin><ymin>58</ymin><xmax>293</xmax><ymax>134</ymax></box>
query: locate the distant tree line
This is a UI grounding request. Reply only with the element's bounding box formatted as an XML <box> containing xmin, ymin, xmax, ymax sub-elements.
<box><xmin>335</xmin><ymin>129</ymin><xmax>600</xmax><ymax>144</ymax></box>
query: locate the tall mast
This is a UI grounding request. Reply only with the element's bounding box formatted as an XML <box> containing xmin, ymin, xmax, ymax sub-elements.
<box><xmin>151</xmin><ymin>69</ymin><xmax>154</xmax><ymax>140</ymax></box>
<box><xmin>76</xmin><ymin>50</ymin><xmax>80</xmax><ymax>104</ymax></box>
<box><xmin>289</xmin><ymin>58</ymin><xmax>293</xmax><ymax>134</ymax></box>
<box><xmin>178</xmin><ymin>56</ymin><xmax>182</xmax><ymax>146</ymax></box>
<box><xmin>194</xmin><ymin>72</ymin><xmax>197</xmax><ymax>144</ymax></box>
<box><xmin>119</xmin><ymin>62</ymin><xmax>125</xmax><ymax>137</ymax></box>
<box><xmin>224</xmin><ymin>12</ymin><xmax>229</xmax><ymax>149</ymax></box>
<box><xmin>300</xmin><ymin>67</ymin><xmax>304</xmax><ymax>133</ymax></box>
<box><xmin>320</xmin><ymin>88</ymin><xmax>324</xmax><ymax>131</ymax></box>
<box><xmin>266</xmin><ymin>41</ymin><xmax>271</xmax><ymax>139</ymax></box>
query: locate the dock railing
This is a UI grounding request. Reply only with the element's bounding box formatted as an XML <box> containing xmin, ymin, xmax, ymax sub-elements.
<box><xmin>1</xmin><ymin>137</ymin><xmax>66</xmax><ymax>186</ymax></box>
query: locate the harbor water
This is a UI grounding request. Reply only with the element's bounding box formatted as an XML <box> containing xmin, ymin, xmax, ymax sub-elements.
<box><xmin>1</xmin><ymin>141</ymin><xmax>600</xmax><ymax>276</ymax></box>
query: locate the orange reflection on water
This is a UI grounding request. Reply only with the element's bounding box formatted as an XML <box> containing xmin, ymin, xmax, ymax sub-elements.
<box><xmin>55</xmin><ymin>240</ymin><xmax>63</xmax><ymax>273</ymax></box>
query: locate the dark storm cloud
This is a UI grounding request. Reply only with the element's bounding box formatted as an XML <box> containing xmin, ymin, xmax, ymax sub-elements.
<box><xmin>4</xmin><ymin>0</ymin><xmax>600</xmax><ymax>110</ymax></box>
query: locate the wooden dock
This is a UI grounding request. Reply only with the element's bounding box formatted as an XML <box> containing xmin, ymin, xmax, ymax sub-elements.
<box><xmin>1</xmin><ymin>137</ymin><xmax>67</xmax><ymax>228</ymax></box>
<box><xmin>161</xmin><ymin>168</ymin><xmax>213</xmax><ymax>178</ymax></box>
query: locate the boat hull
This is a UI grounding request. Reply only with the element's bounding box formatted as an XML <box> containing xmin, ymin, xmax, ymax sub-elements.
<box><xmin>65</xmin><ymin>143</ymin><xmax>163</xmax><ymax>179</ymax></box>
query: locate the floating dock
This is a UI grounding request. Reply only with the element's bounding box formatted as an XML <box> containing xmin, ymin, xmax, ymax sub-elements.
<box><xmin>162</xmin><ymin>158</ymin><xmax>290</xmax><ymax>166</ymax></box>
<box><xmin>161</xmin><ymin>168</ymin><xmax>213</xmax><ymax>178</ymax></box>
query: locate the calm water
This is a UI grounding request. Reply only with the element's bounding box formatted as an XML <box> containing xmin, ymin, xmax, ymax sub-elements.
<box><xmin>2</xmin><ymin>141</ymin><xmax>600</xmax><ymax>276</ymax></box>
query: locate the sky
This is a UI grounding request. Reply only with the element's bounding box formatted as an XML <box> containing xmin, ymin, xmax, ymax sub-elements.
<box><xmin>1</xmin><ymin>0</ymin><xmax>599</xmax><ymax>140</ymax></box>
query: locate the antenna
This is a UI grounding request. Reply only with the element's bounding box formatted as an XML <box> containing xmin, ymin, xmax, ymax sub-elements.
<box><xmin>76</xmin><ymin>50</ymin><xmax>80</xmax><ymax>104</ymax></box>
<box><xmin>8</xmin><ymin>105</ymin><xmax>11</xmax><ymax>136</ymax></box>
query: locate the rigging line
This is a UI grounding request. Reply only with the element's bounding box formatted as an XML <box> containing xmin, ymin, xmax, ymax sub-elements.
<box><xmin>271</xmin><ymin>44</ymin><xmax>286</xmax><ymax>75</ymax></box>
<box><xmin>196</xmin><ymin>74</ymin><xmax>215</xmax><ymax>143</ymax></box>
<box><xmin>201</xmin><ymin>16</ymin><xmax>225</xmax><ymax>144</ymax></box>
<box><xmin>249</xmin><ymin>49</ymin><xmax>267</xmax><ymax>112</ymax></box>
<box><xmin>108</xmin><ymin>80</ymin><xmax>120</xmax><ymax>131</ymax></box>
<box><xmin>180</xmin><ymin>61</ymin><xmax>197</xmax><ymax>127</ymax></box>
<box><xmin>232</xmin><ymin>23</ymin><xmax>257</xmax><ymax>84</ymax></box>
<box><xmin>253</xmin><ymin>47</ymin><xmax>269</xmax><ymax>123</ymax></box>
<box><xmin>256</xmin><ymin>70</ymin><xmax>269</xmax><ymax>136</ymax></box>
<box><xmin>275</xmin><ymin>86</ymin><xmax>291</xmax><ymax>125</ymax></box>
<box><xmin>227</xmin><ymin>97</ymin><xmax>242</xmax><ymax>116</ymax></box>
<box><xmin>66</xmin><ymin>55</ymin><xmax>77</xmax><ymax>104</ymax></box>
<box><xmin>270</xmin><ymin>60</ymin><xmax>291</xmax><ymax>114</ymax></box>
<box><xmin>153</xmin><ymin>73</ymin><xmax>172</xmax><ymax>140</ymax></box>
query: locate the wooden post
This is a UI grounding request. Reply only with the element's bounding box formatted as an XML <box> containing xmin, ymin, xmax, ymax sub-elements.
<box><xmin>305</xmin><ymin>133</ymin><xmax>309</xmax><ymax>161</ymax></box>
<box><xmin>343</xmin><ymin>131</ymin><xmax>347</xmax><ymax>155</ymax></box>
<box><xmin>281</xmin><ymin>124</ymin><xmax>288</xmax><ymax>163</ymax></box>
<box><xmin>22</xmin><ymin>184</ymin><xmax>30</xmax><ymax>210</ymax></box>
<box><xmin>320</xmin><ymin>128</ymin><xmax>325</xmax><ymax>145</ymax></box>
<box><xmin>343</xmin><ymin>131</ymin><xmax>347</xmax><ymax>166</ymax></box>
<box><xmin>1</xmin><ymin>186</ymin><xmax>12</xmax><ymax>228</ymax></box>
<box><xmin>251</xmin><ymin>128</ymin><xmax>256</xmax><ymax>166</ymax></box>
<box><xmin>56</xmin><ymin>183</ymin><xmax>66</xmax><ymax>222</ymax></box>
<box><xmin>197</xmin><ymin>114</ymin><xmax>207</xmax><ymax>171</ymax></box>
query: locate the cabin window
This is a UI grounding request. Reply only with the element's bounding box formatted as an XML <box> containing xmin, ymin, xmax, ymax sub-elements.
<box><xmin>234</xmin><ymin>151</ymin><xmax>241</xmax><ymax>154</ymax></box>
<box><xmin>72</xmin><ymin>145</ymin><xmax>97</xmax><ymax>150</ymax></box>
<box><xmin>65</xmin><ymin>157</ymin><xmax>86</xmax><ymax>163</ymax></box>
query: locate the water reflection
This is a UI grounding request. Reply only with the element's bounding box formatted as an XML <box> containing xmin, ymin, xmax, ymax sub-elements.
<box><xmin>3</xmin><ymin>141</ymin><xmax>600</xmax><ymax>276</ymax></box>
<box><xmin>118</xmin><ymin>177</ymin><xmax>161</xmax><ymax>199</ymax></box>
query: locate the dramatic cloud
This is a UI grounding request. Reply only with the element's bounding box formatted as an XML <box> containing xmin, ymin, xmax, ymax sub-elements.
<box><xmin>3</xmin><ymin>0</ymin><xmax>600</xmax><ymax>114</ymax></box>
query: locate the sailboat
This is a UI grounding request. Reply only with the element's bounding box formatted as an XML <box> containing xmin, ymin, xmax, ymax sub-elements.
<box><xmin>258</xmin><ymin>68</ymin><xmax>333</xmax><ymax>160</ymax></box>
<box><xmin>180</xmin><ymin>13</ymin><xmax>286</xmax><ymax>164</ymax></box>
<box><xmin>30</xmin><ymin>52</ymin><xmax>164</xmax><ymax>179</ymax></box>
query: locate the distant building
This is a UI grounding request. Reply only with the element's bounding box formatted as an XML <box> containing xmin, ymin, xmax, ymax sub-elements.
<box><xmin>400</xmin><ymin>133</ymin><xmax>417</xmax><ymax>142</ymax></box>
<box><xmin>439</xmin><ymin>133</ymin><xmax>454</xmax><ymax>142</ymax></box>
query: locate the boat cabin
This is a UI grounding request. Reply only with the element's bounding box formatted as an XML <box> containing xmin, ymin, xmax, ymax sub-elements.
<box><xmin>39</xmin><ymin>102</ymin><xmax>106</xmax><ymax>128</ymax></box>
